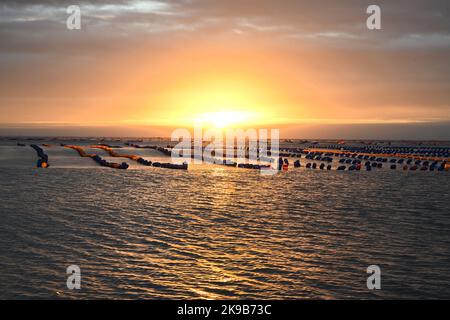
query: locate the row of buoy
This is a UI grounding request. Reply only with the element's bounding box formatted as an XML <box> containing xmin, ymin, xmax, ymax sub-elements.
<box><xmin>305</xmin><ymin>154</ymin><xmax>333</xmax><ymax>162</ymax></box>
<box><xmin>278</xmin><ymin>158</ymin><xmax>288</xmax><ymax>171</ymax></box>
<box><xmin>165</xmin><ymin>145</ymin><xmax>278</xmax><ymax>158</ymax></box>
<box><xmin>391</xmin><ymin>164</ymin><xmax>446</xmax><ymax>171</ymax></box>
<box><xmin>127</xmin><ymin>143</ymin><xmax>172</xmax><ymax>156</ymax></box>
<box><xmin>98</xmin><ymin>143</ymin><xmax>123</xmax><ymax>148</ymax></box>
<box><xmin>66</xmin><ymin>145</ymin><xmax>188</xmax><ymax>170</ymax></box>
<box><xmin>131</xmin><ymin>149</ymin><xmax>243</xmax><ymax>170</ymax></box>
<box><xmin>30</xmin><ymin>144</ymin><xmax>49</xmax><ymax>168</ymax></box>
<box><xmin>152</xmin><ymin>162</ymin><xmax>188</xmax><ymax>170</ymax></box>
<box><xmin>93</xmin><ymin>145</ymin><xmax>154</xmax><ymax>166</ymax></box>
<box><xmin>92</xmin><ymin>155</ymin><xmax>129</xmax><ymax>170</ymax></box>
<box><xmin>212</xmin><ymin>159</ymin><xmax>239</xmax><ymax>168</ymax></box>
<box><xmin>186</xmin><ymin>154</ymin><xmax>273</xmax><ymax>171</ymax></box>
<box><xmin>306</xmin><ymin>163</ymin><xmax>332</xmax><ymax>170</ymax></box>
<box><xmin>163</xmin><ymin>144</ymin><xmax>283</xmax><ymax>162</ymax></box>
<box><xmin>177</xmin><ymin>152</ymin><xmax>242</xmax><ymax>169</ymax></box>
<box><xmin>91</xmin><ymin>145</ymin><xmax>143</xmax><ymax>161</ymax></box>
<box><xmin>282</xmin><ymin>147</ymin><xmax>448</xmax><ymax>172</ymax></box>
<box><xmin>278</xmin><ymin>150</ymin><xmax>450</xmax><ymax>171</ymax></box>
<box><xmin>336</xmin><ymin>156</ymin><xmax>446</xmax><ymax>168</ymax></box>
<box><xmin>64</xmin><ymin>145</ymin><xmax>129</xmax><ymax>170</ymax></box>
<box><xmin>237</xmin><ymin>163</ymin><xmax>271</xmax><ymax>170</ymax></box>
<box><xmin>154</xmin><ymin>146</ymin><xmax>172</xmax><ymax>156</ymax></box>
<box><xmin>304</xmin><ymin>147</ymin><xmax>448</xmax><ymax>162</ymax></box>
<box><xmin>334</xmin><ymin>162</ymin><xmax>447</xmax><ymax>172</ymax></box>
<box><xmin>304</xmin><ymin>144</ymin><xmax>449</xmax><ymax>156</ymax></box>
<box><xmin>336</xmin><ymin>164</ymin><xmax>365</xmax><ymax>171</ymax></box>
<box><xmin>196</xmin><ymin>155</ymin><xmax>268</xmax><ymax>170</ymax></box>
<box><xmin>91</xmin><ymin>144</ymin><xmax>450</xmax><ymax>173</ymax></box>
<box><xmin>339</xmin><ymin>158</ymin><xmax>362</xmax><ymax>164</ymax></box>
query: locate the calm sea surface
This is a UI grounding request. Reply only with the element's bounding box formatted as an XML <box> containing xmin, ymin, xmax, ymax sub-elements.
<box><xmin>0</xmin><ymin>141</ymin><xmax>449</xmax><ymax>299</ymax></box>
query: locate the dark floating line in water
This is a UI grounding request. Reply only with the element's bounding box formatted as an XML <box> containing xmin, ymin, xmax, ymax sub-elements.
<box><xmin>278</xmin><ymin>146</ymin><xmax>448</xmax><ymax>172</ymax></box>
<box><xmin>30</xmin><ymin>144</ymin><xmax>50</xmax><ymax>168</ymax></box>
<box><xmin>14</xmin><ymin>141</ymin><xmax>449</xmax><ymax>173</ymax></box>
<box><xmin>126</xmin><ymin>143</ymin><xmax>172</xmax><ymax>157</ymax></box>
<box><xmin>63</xmin><ymin>145</ymin><xmax>128</xmax><ymax>170</ymax></box>
<box><xmin>64</xmin><ymin>145</ymin><xmax>188</xmax><ymax>170</ymax></box>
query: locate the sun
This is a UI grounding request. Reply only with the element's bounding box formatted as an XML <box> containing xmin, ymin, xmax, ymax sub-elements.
<box><xmin>149</xmin><ymin>72</ymin><xmax>276</xmax><ymax>128</ymax></box>
<box><xmin>195</xmin><ymin>111</ymin><xmax>258</xmax><ymax>129</ymax></box>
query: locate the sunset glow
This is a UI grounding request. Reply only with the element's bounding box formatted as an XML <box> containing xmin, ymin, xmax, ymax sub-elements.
<box><xmin>0</xmin><ymin>0</ymin><xmax>449</xmax><ymax>139</ymax></box>
<box><xmin>194</xmin><ymin>111</ymin><xmax>260</xmax><ymax>129</ymax></box>
<box><xmin>1</xmin><ymin>0</ymin><xmax>450</xmax><ymax>303</ymax></box>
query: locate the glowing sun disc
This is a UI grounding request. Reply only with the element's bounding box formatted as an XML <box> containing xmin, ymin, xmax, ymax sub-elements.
<box><xmin>195</xmin><ymin>111</ymin><xmax>257</xmax><ymax>128</ymax></box>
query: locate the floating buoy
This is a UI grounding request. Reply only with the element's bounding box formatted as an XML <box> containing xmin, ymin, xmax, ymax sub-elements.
<box><xmin>31</xmin><ymin>144</ymin><xmax>50</xmax><ymax>168</ymax></box>
<box><xmin>160</xmin><ymin>162</ymin><xmax>188</xmax><ymax>170</ymax></box>
<box><xmin>137</xmin><ymin>158</ymin><xmax>152</xmax><ymax>166</ymax></box>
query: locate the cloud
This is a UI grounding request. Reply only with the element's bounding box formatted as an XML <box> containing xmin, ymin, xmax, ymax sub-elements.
<box><xmin>0</xmin><ymin>0</ymin><xmax>449</xmax><ymax>130</ymax></box>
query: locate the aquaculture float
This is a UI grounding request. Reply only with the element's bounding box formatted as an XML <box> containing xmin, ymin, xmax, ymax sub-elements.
<box><xmin>126</xmin><ymin>144</ymin><xmax>172</xmax><ymax>156</ymax></box>
<box><xmin>30</xmin><ymin>144</ymin><xmax>50</xmax><ymax>168</ymax></box>
<box><xmin>276</xmin><ymin>144</ymin><xmax>448</xmax><ymax>173</ymax></box>
<box><xmin>64</xmin><ymin>145</ymin><xmax>128</xmax><ymax>170</ymax></box>
<box><xmin>91</xmin><ymin>145</ymin><xmax>188</xmax><ymax>170</ymax></box>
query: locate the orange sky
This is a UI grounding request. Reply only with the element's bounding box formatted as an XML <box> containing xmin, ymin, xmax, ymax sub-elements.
<box><xmin>0</xmin><ymin>1</ymin><xmax>449</xmax><ymax>138</ymax></box>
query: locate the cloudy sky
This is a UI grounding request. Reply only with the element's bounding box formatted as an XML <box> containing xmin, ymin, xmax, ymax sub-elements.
<box><xmin>0</xmin><ymin>0</ymin><xmax>449</xmax><ymax>138</ymax></box>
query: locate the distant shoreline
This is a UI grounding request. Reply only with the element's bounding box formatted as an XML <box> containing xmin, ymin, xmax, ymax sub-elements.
<box><xmin>1</xmin><ymin>121</ymin><xmax>449</xmax><ymax>141</ymax></box>
<box><xmin>1</xmin><ymin>136</ymin><xmax>449</xmax><ymax>144</ymax></box>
